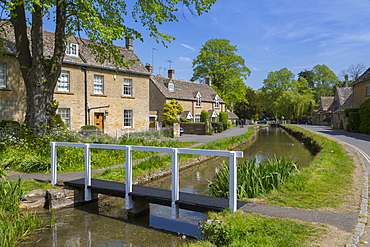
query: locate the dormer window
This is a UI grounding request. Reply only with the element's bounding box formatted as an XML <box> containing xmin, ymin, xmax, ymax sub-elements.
<box><xmin>168</xmin><ymin>82</ymin><xmax>174</xmax><ymax>92</ymax></box>
<box><xmin>66</xmin><ymin>42</ymin><xmax>78</xmax><ymax>57</ymax></box>
<box><xmin>196</xmin><ymin>92</ymin><xmax>202</xmax><ymax>107</ymax></box>
<box><xmin>214</xmin><ymin>95</ymin><xmax>220</xmax><ymax>108</ymax></box>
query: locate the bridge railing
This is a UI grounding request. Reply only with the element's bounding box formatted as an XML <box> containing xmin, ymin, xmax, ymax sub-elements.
<box><xmin>50</xmin><ymin>142</ymin><xmax>243</xmax><ymax>219</ymax></box>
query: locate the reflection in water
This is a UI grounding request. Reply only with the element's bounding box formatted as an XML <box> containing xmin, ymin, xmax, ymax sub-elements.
<box><xmin>21</xmin><ymin>126</ymin><xmax>314</xmax><ymax>246</ymax></box>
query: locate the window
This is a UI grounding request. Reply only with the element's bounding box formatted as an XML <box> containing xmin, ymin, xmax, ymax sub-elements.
<box><xmin>366</xmin><ymin>85</ymin><xmax>370</xmax><ymax>96</ymax></box>
<box><xmin>0</xmin><ymin>63</ymin><xmax>6</xmax><ymax>88</ymax></box>
<box><xmin>58</xmin><ymin>71</ymin><xmax>70</xmax><ymax>92</ymax></box>
<box><xmin>123</xmin><ymin>78</ymin><xmax>132</xmax><ymax>96</ymax></box>
<box><xmin>65</xmin><ymin>42</ymin><xmax>78</xmax><ymax>57</ymax></box>
<box><xmin>124</xmin><ymin>110</ymin><xmax>132</xmax><ymax>128</ymax></box>
<box><xmin>196</xmin><ymin>92</ymin><xmax>202</xmax><ymax>107</ymax></box>
<box><xmin>168</xmin><ymin>83</ymin><xmax>174</xmax><ymax>92</ymax></box>
<box><xmin>58</xmin><ymin>108</ymin><xmax>70</xmax><ymax>128</ymax></box>
<box><xmin>215</xmin><ymin>95</ymin><xmax>220</xmax><ymax>108</ymax></box>
<box><xmin>94</xmin><ymin>75</ymin><xmax>104</xmax><ymax>94</ymax></box>
<box><xmin>195</xmin><ymin>115</ymin><xmax>201</xmax><ymax>123</ymax></box>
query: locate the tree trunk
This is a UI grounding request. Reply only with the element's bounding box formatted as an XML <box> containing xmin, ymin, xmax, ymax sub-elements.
<box><xmin>10</xmin><ymin>1</ymin><xmax>66</xmax><ymax>135</ymax></box>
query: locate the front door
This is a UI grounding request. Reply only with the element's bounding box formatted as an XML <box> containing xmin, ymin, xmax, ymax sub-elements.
<box><xmin>94</xmin><ymin>113</ymin><xmax>104</xmax><ymax>132</ymax></box>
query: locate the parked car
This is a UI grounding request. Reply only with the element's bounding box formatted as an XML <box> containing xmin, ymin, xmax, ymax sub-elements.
<box><xmin>298</xmin><ymin>119</ymin><xmax>310</xmax><ymax>124</ymax></box>
<box><xmin>257</xmin><ymin>120</ymin><xmax>268</xmax><ymax>124</ymax></box>
<box><xmin>180</xmin><ymin>128</ymin><xmax>184</xmax><ymax>136</ymax></box>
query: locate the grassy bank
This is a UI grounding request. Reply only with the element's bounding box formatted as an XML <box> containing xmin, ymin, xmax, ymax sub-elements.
<box><xmin>189</xmin><ymin>210</ymin><xmax>325</xmax><ymax>247</ymax></box>
<box><xmin>257</xmin><ymin>124</ymin><xmax>355</xmax><ymax>209</ymax></box>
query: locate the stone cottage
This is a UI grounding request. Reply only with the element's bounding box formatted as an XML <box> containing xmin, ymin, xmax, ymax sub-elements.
<box><xmin>149</xmin><ymin>69</ymin><xmax>226</xmax><ymax>123</ymax></box>
<box><xmin>0</xmin><ymin>25</ymin><xmax>151</xmax><ymax>136</ymax></box>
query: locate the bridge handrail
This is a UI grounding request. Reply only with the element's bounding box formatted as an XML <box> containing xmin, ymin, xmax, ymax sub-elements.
<box><xmin>50</xmin><ymin>142</ymin><xmax>243</xmax><ymax>219</ymax></box>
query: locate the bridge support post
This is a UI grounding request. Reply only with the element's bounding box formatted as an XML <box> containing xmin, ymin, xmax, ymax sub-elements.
<box><xmin>128</xmin><ymin>200</ymin><xmax>150</xmax><ymax>217</ymax></box>
<box><xmin>229</xmin><ymin>151</ymin><xmax>237</xmax><ymax>212</ymax></box>
<box><xmin>84</xmin><ymin>144</ymin><xmax>92</xmax><ymax>201</ymax></box>
<box><xmin>51</xmin><ymin>142</ymin><xmax>57</xmax><ymax>185</ymax></box>
<box><xmin>125</xmin><ymin>146</ymin><xmax>133</xmax><ymax>209</ymax></box>
<box><xmin>171</xmin><ymin>148</ymin><xmax>179</xmax><ymax>219</ymax></box>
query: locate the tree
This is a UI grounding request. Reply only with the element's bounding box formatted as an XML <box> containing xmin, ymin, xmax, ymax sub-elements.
<box><xmin>338</xmin><ymin>63</ymin><xmax>367</xmax><ymax>83</ymax></box>
<box><xmin>311</xmin><ymin>64</ymin><xmax>341</xmax><ymax>103</ymax></box>
<box><xmin>0</xmin><ymin>0</ymin><xmax>216</xmax><ymax>135</ymax></box>
<box><xmin>259</xmin><ymin>68</ymin><xmax>314</xmax><ymax>119</ymax></box>
<box><xmin>234</xmin><ymin>88</ymin><xmax>263</xmax><ymax>120</ymax></box>
<box><xmin>163</xmin><ymin>99</ymin><xmax>183</xmax><ymax>126</ymax></box>
<box><xmin>191</xmin><ymin>38</ymin><xmax>251</xmax><ymax>109</ymax></box>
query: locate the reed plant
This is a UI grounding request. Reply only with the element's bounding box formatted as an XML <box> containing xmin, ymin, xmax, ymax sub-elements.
<box><xmin>0</xmin><ymin>178</ymin><xmax>42</xmax><ymax>247</ymax></box>
<box><xmin>208</xmin><ymin>157</ymin><xmax>299</xmax><ymax>199</ymax></box>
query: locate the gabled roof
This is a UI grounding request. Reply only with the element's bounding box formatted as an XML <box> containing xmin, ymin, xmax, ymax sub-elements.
<box><xmin>353</xmin><ymin>67</ymin><xmax>370</xmax><ymax>86</ymax></box>
<box><xmin>333</xmin><ymin>87</ymin><xmax>353</xmax><ymax>106</ymax></box>
<box><xmin>227</xmin><ymin>111</ymin><xmax>239</xmax><ymax>120</ymax></box>
<box><xmin>150</xmin><ymin>74</ymin><xmax>225</xmax><ymax>103</ymax></box>
<box><xmin>334</xmin><ymin>93</ymin><xmax>353</xmax><ymax>113</ymax></box>
<box><xmin>319</xmin><ymin>97</ymin><xmax>334</xmax><ymax>111</ymax></box>
<box><xmin>0</xmin><ymin>22</ymin><xmax>150</xmax><ymax>75</ymax></box>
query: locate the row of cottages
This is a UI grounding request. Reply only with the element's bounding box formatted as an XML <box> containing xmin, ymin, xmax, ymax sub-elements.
<box><xmin>149</xmin><ymin>69</ymin><xmax>226</xmax><ymax>123</ymax></box>
<box><xmin>0</xmin><ymin>25</ymin><xmax>226</xmax><ymax>135</ymax></box>
<box><xmin>312</xmin><ymin>69</ymin><xmax>370</xmax><ymax>129</ymax></box>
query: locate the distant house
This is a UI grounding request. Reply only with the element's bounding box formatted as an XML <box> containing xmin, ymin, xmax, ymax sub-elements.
<box><xmin>312</xmin><ymin>79</ymin><xmax>353</xmax><ymax>129</ymax></box>
<box><xmin>0</xmin><ymin>24</ymin><xmax>151</xmax><ymax>135</ymax></box>
<box><xmin>352</xmin><ymin>67</ymin><xmax>370</xmax><ymax>108</ymax></box>
<box><xmin>312</xmin><ymin>97</ymin><xmax>334</xmax><ymax>126</ymax></box>
<box><xmin>149</xmin><ymin>69</ymin><xmax>226</xmax><ymax>123</ymax></box>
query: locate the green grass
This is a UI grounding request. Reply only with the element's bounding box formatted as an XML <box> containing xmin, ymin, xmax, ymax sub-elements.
<box><xmin>259</xmin><ymin>124</ymin><xmax>355</xmax><ymax>209</ymax></box>
<box><xmin>188</xmin><ymin>210</ymin><xmax>325</xmax><ymax>247</ymax></box>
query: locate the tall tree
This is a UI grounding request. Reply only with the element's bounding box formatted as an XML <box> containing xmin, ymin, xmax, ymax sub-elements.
<box><xmin>338</xmin><ymin>63</ymin><xmax>367</xmax><ymax>83</ymax></box>
<box><xmin>259</xmin><ymin>68</ymin><xmax>314</xmax><ymax>119</ymax></box>
<box><xmin>234</xmin><ymin>88</ymin><xmax>263</xmax><ymax>120</ymax></box>
<box><xmin>311</xmin><ymin>64</ymin><xmax>341</xmax><ymax>103</ymax></box>
<box><xmin>0</xmin><ymin>0</ymin><xmax>216</xmax><ymax>135</ymax></box>
<box><xmin>191</xmin><ymin>38</ymin><xmax>250</xmax><ymax>109</ymax></box>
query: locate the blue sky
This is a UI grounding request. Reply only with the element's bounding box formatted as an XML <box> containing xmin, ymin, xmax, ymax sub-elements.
<box><xmin>124</xmin><ymin>0</ymin><xmax>370</xmax><ymax>90</ymax></box>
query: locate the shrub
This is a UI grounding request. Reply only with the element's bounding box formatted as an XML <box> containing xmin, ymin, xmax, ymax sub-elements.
<box><xmin>200</xmin><ymin>110</ymin><xmax>210</xmax><ymax>122</ymax></box>
<box><xmin>49</xmin><ymin>114</ymin><xmax>66</xmax><ymax>129</ymax></box>
<box><xmin>80</xmin><ymin>125</ymin><xmax>101</xmax><ymax>135</ymax></box>
<box><xmin>359</xmin><ymin>99</ymin><xmax>370</xmax><ymax>134</ymax></box>
<box><xmin>347</xmin><ymin>110</ymin><xmax>360</xmax><ymax>132</ymax></box>
<box><xmin>180</xmin><ymin>117</ymin><xmax>189</xmax><ymax>122</ymax></box>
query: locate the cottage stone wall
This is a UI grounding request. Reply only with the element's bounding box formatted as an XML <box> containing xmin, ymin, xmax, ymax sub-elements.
<box><xmin>0</xmin><ymin>57</ymin><xmax>26</xmax><ymax>122</ymax></box>
<box><xmin>353</xmin><ymin>80</ymin><xmax>370</xmax><ymax>108</ymax></box>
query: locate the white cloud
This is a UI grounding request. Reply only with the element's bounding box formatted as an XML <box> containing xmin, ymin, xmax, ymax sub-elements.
<box><xmin>180</xmin><ymin>43</ymin><xmax>196</xmax><ymax>52</ymax></box>
<box><xmin>179</xmin><ymin>56</ymin><xmax>192</xmax><ymax>62</ymax></box>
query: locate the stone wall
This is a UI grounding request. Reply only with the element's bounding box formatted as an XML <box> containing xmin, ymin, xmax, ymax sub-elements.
<box><xmin>181</xmin><ymin>122</ymin><xmax>208</xmax><ymax>135</ymax></box>
<box><xmin>353</xmin><ymin>80</ymin><xmax>370</xmax><ymax>108</ymax></box>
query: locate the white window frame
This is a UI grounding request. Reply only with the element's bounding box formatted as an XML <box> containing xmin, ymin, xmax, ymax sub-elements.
<box><xmin>65</xmin><ymin>42</ymin><xmax>79</xmax><ymax>57</ymax></box>
<box><xmin>58</xmin><ymin>71</ymin><xmax>70</xmax><ymax>92</ymax></box>
<box><xmin>94</xmin><ymin>75</ymin><xmax>104</xmax><ymax>94</ymax></box>
<box><xmin>123</xmin><ymin>78</ymin><xmax>132</xmax><ymax>96</ymax></box>
<box><xmin>58</xmin><ymin>108</ymin><xmax>70</xmax><ymax>128</ymax></box>
<box><xmin>195</xmin><ymin>115</ymin><xmax>201</xmax><ymax>123</ymax></box>
<box><xmin>124</xmin><ymin>110</ymin><xmax>133</xmax><ymax>128</ymax></box>
<box><xmin>0</xmin><ymin>63</ymin><xmax>7</xmax><ymax>88</ymax></box>
<box><xmin>366</xmin><ymin>84</ymin><xmax>370</xmax><ymax>97</ymax></box>
<box><xmin>168</xmin><ymin>83</ymin><xmax>174</xmax><ymax>92</ymax></box>
<box><xmin>215</xmin><ymin>95</ymin><xmax>220</xmax><ymax>108</ymax></box>
<box><xmin>196</xmin><ymin>92</ymin><xmax>202</xmax><ymax>107</ymax></box>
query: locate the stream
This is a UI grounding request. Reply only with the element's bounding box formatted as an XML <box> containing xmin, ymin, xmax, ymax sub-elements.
<box><xmin>20</xmin><ymin>126</ymin><xmax>314</xmax><ymax>247</ymax></box>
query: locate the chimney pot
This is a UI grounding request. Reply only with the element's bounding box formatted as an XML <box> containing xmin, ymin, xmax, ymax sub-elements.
<box><xmin>145</xmin><ymin>64</ymin><xmax>153</xmax><ymax>74</ymax></box>
<box><xmin>205</xmin><ymin>76</ymin><xmax>212</xmax><ymax>86</ymax></box>
<box><xmin>345</xmin><ymin>74</ymin><xmax>349</xmax><ymax>87</ymax></box>
<box><xmin>125</xmin><ymin>37</ymin><xmax>133</xmax><ymax>51</ymax></box>
<box><xmin>168</xmin><ymin>69</ymin><xmax>175</xmax><ymax>79</ymax></box>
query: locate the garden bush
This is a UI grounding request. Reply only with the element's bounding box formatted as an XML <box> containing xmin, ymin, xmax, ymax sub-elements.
<box><xmin>200</xmin><ymin>110</ymin><xmax>210</xmax><ymax>122</ymax></box>
<box><xmin>359</xmin><ymin>98</ymin><xmax>370</xmax><ymax>134</ymax></box>
<box><xmin>345</xmin><ymin>108</ymin><xmax>360</xmax><ymax>132</ymax></box>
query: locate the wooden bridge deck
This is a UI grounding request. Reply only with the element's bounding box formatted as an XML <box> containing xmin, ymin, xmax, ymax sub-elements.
<box><xmin>64</xmin><ymin>178</ymin><xmax>248</xmax><ymax>213</ymax></box>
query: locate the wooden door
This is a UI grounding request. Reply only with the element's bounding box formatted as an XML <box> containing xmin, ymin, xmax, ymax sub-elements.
<box><xmin>94</xmin><ymin>113</ymin><xmax>104</xmax><ymax>132</ymax></box>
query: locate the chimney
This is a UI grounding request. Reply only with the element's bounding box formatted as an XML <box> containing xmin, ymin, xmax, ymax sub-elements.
<box><xmin>168</xmin><ymin>69</ymin><xmax>175</xmax><ymax>79</ymax></box>
<box><xmin>125</xmin><ymin>37</ymin><xmax>133</xmax><ymax>51</ymax></box>
<box><xmin>145</xmin><ymin>64</ymin><xmax>153</xmax><ymax>74</ymax></box>
<box><xmin>205</xmin><ymin>75</ymin><xmax>212</xmax><ymax>86</ymax></box>
<box><xmin>345</xmin><ymin>74</ymin><xmax>349</xmax><ymax>87</ymax></box>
